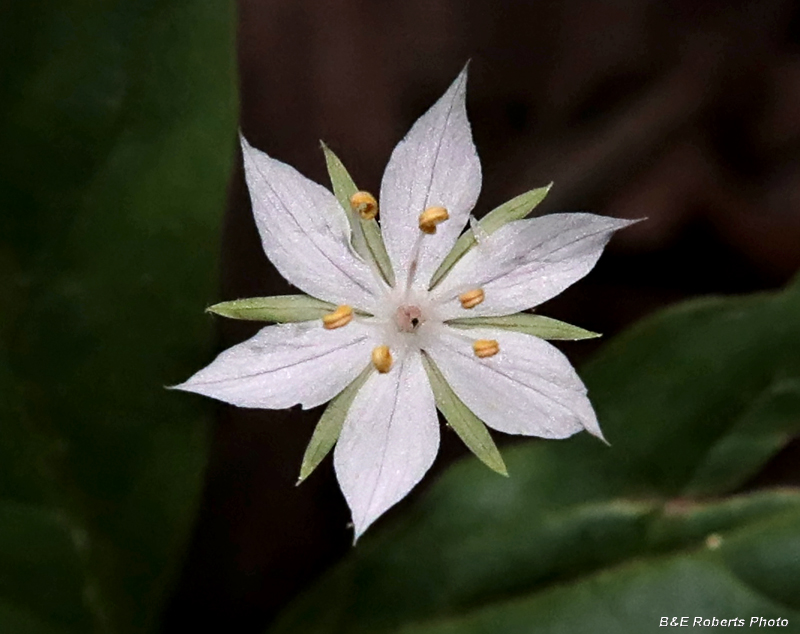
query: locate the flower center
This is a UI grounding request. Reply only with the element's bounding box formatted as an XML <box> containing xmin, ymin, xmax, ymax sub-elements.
<box><xmin>395</xmin><ymin>305</ymin><xmax>423</xmax><ymax>333</ymax></box>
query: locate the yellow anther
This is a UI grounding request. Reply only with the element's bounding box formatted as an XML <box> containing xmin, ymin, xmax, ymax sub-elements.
<box><xmin>418</xmin><ymin>206</ymin><xmax>449</xmax><ymax>234</ymax></box>
<box><xmin>371</xmin><ymin>345</ymin><xmax>393</xmax><ymax>373</ymax></box>
<box><xmin>459</xmin><ymin>288</ymin><xmax>485</xmax><ymax>309</ymax></box>
<box><xmin>322</xmin><ymin>305</ymin><xmax>353</xmax><ymax>330</ymax></box>
<box><xmin>473</xmin><ymin>339</ymin><xmax>499</xmax><ymax>358</ymax></box>
<box><xmin>349</xmin><ymin>191</ymin><xmax>378</xmax><ymax>220</ymax></box>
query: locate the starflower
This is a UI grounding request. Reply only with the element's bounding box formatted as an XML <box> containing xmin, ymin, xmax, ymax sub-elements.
<box><xmin>176</xmin><ymin>67</ymin><xmax>635</xmax><ymax>539</ymax></box>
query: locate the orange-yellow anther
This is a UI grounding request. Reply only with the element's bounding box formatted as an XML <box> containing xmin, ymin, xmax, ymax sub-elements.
<box><xmin>473</xmin><ymin>339</ymin><xmax>499</xmax><ymax>358</ymax></box>
<box><xmin>418</xmin><ymin>206</ymin><xmax>449</xmax><ymax>234</ymax></box>
<box><xmin>322</xmin><ymin>305</ymin><xmax>353</xmax><ymax>330</ymax></box>
<box><xmin>459</xmin><ymin>288</ymin><xmax>485</xmax><ymax>309</ymax></box>
<box><xmin>371</xmin><ymin>345</ymin><xmax>393</xmax><ymax>373</ymax></box>
<box><xmin>350</xmin><ymin>191</ymin><xmax>378</xmax><ymax>220</ymax></box>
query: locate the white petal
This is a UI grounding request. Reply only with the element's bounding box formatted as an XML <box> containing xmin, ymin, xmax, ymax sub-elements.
<box><xmin>241</xmin><ymin>135</ymin><xmax>385</xmax><ymax>311</ymax></box>
<box><xmin>174</xmin><ymin>320</ymin><xmax>377</xmax><ymax>410</ymax></box>
<box><xmin>431</xmin><ymin>213</ymin><xmax>636</xmax><ymax>319</ymax></box>
<box><xmin>379</xmin><ymin>66</ymin><xmax>482</xmax><ymax>291</ymax></box>
<box><xmin>426</xmin><ymin>326</ymin><xmax>602</xmax><ymax>440</ymax></box>
<box><xmin>334</xmin><ymin>351</ymin><xmax>438</xmax><ymax>540</ymax></box>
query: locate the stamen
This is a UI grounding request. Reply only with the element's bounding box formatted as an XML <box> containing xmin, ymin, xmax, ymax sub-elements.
<box><xmin>350</xmin><ymin>191</ymin><xmax>378</xmax><ymax>220</ymax></box>
<box><xmin>418</xmin><ymin>206</ymin><xmax>449</xmax><ymax>234</ymax></box>
<box><xmin>473</xmin><ymin>339</ymin><xmax>499</xmax><ymax>358</ymax></box>
<box><xmin>322</xmin><ymin>305</ymin><xmax>353</xmax><ymax>329</ymax></box>
<box><xmin>371</xmin><ymin>345</ymin><xmax>393</xmax><ymax>373</ymax></box>
<box><xmin>459</xmin><ymin>288</ymin><xmax>485</xmax><ymax>309</ymax></box>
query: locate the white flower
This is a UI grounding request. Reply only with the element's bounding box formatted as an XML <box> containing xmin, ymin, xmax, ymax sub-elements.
<box><xmin>176</xmin><ymin>67</ymin><xmax>635</xmax><ymax>539</ymax></box>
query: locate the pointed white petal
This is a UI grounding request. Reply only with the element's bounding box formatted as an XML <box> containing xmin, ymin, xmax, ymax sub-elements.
<box><xmin>241</xmin><ymin>135</ymin><xmax>385</xmax><ymax>311</ymax></box>
<box><xmin>426</xmin><ymin>326</ymin><xmax>603</xmax><ymax>440</ymax></box>
<box><xmin>431</xmin><ymin>213</ymin><xmax>636</xmax><ymax>319</ymax></box>
<box><xmin>379</xmin><ymin>67</ymin><xmax>482</xmax><ymax>290</ymax></box>
<box><xmin>334</xmin><ymin>351</ymin><xmax>438</xmax><ymax>539</ymax></box>
<box><xmin>174</xmin><ymin>320</ymin><xmax>377</xmax><ymax>410</ymax></box>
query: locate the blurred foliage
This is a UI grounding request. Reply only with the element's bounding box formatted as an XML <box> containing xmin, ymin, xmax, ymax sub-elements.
<box><xmin>2</xmin><ymin>0</ymin><xmax>799</xmax><ymax>631</ymax></box>
<box><xmin>270</xmin><ymin>276</ymin><xmax>800</xmax><ymax>633</ymax></box>
<box><xmin>0</xmin><ymin>0</ymin><xmax>236</xmax><ymax>632</ymax></box>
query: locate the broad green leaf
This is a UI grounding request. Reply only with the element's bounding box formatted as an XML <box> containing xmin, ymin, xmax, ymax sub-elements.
<box><xmin>421</xmin><ymin>355</ymin><xmax>507</xmax><ymax>476</ymax></box>
<box><xmin>684</xmin><ymin>378</ymin><xmax>800</xmax><ymax>496</ymax></box>
<box><xmin>270</xmin><ymin>487</ymin><xmax>800</xmax><ymax>634</ymax></box>
<box><xmin>0</xmin><ymin>501</ymin><xmax>88</xmax><ymax>629</ymax></box>
<box><xmin>0</xmin><ymin>1</ymin><xmax>236</xmax><ymax>632</ymax></box>
<box><xmin>429</xmin><ymin>184</ymin><xmax>552</xmax><ymax>288</ymax></box>
<box><xmin>321</xmin><ymin>143</ymin><xmax>394</xmax><ymax>285</ymax></box>
<box><xmin>395</xmin><ymin>511</ymin><xmax>800</xmax><ymax>634</ymax></box>
<box><xmin>298</xmin><ymin>365</ymin><xmax>373</xmax><ymax>484</ymax></box>
<box><xmin>582</xmin><ymin>288</ymin><xmax>800</xmax><ymax>496</ymax></box>
<box><xmin>208</xmin><ymin>295</ymin><xmax>335</xmax><ymax>322</ymax></box>
<box><xmin>448</xmin><ymin>313</ymin><xmax>600</xmax><ymax>340</ymax></box>
<box><xmin>0</xmin><ymin>601</ymin><xmax>72</xmax><ymax>634</ymax></box>
<box><xmin>721</xmin><ymin>505</ymin><xmax>800</xmax><ymax>611</ymax></box>
<box><xmin>269</xmin><ymin>278</ymin><xmax>800</xmax><ymax>634</ymax></box>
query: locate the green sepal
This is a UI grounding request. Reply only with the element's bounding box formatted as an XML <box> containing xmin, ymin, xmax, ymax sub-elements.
<box><xmin>421</xmin><ymin>354</ymin><xmax>508</xmax><ymax>477</ymax></box>
<box><xmin>321</xmin><ymin>142</ymin><xmax>395</xmax><ymax>286</ymax></box>
<box><xmin>207</xmin><ymin>295</ymin><xmax>335</xmax><ymax>322</ymax></box>
<box><xmin>298</xmin><ymin>364</ymin><xmax>374</xmax><ymax>484</ymax></box>
<box><xmin>430</xmin><ymin>184</ymin><xmax>552</xmax><ymax>288</ymax></box>
<box><xmin>449</xmin><ymin>313</ymin><xmax>601</xmax><ymax>340</ymax></box>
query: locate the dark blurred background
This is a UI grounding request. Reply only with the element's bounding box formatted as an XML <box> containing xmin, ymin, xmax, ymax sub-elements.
<box><xmin>163</xmin><ymin>0</ymin><xmax>800</xmax><ymax>631</ymax></box>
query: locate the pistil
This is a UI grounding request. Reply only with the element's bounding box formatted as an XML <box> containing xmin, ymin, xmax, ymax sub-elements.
<box><xmin>395</xmin><ymin>305</ymin><xmax>423</xmax><ymax>332</ymax></box>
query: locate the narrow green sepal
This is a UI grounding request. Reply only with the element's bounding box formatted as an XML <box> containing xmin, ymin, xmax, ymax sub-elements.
<box><xmin>207</xmin><ymin>295</ymin><xmax>335</xmax><ymax>322</ymax></box>
<box><xmin>430</xmin><ymin>184</ymin><xmax>553</xmax><ymax>288</ymax></box>
<box><xmin>449</xmin><ymin>313</ymin><xmax>601</xmax><ymax>340</ymax></box>
<box><xmin>297</xmin><ymin>364</ymin><xmax>374</xmax><ymax>484</ymax></box>
<box><xmin>321</xmin><ymin>142</ymin><xmax>395</xmax><ymax>286</ymax></box>
<box><xmin>361</xmin><ymin>220</ymin><xmax>395</xmax><ymax>286</ymax></box>
<box><xmin>421</xmin><ymin>354</ymin><xmax>508</xmax><ymax>477</ymax></box>
<box><xmin>321</xmin><ymin>141</ymin><xmax>360</xmax><ymax>233</ymax></box>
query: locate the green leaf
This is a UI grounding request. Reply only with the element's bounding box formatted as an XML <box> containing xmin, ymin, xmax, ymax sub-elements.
<box><xmin>0</xmin><ymin>501</ymin><xmax>88</xmax><ymax>629</ymax></box>
<box><xmin>268</xmin><ymin>278</ymin><xmax>800</xmax><ymax>634</ymax></box>
<box><xmin>208</xmin><ymin>295</ymin><xmax>336</xmax><ymax>322</ymax></box>
<box><xmin>0</xmin><ymin>1</ymin><xmax>236</xmax><ymax>632</ymax></box>
<box><xmin>392</xmin><ymin>511</ymin><xmax>800</xmax><ymax>634</ymax></box>
<box><xmin>0</xmin><ymin>600</ymin><xmax>74</xmax><ymax>634</ymax></box>
<box><xmin>321</xmin><ymin>143</ymin><xmax>395</xmax><ymax>285</ymax></box>
<box><xmin>684</xmin><ymin>378</ymin><xmax>800</xmax><ymax>496</ymax></box>
<box><xmin>721</xmin><ymin>506</ymin><xmax>800</xmax><ymax>611</ymax></box>
<box><xmin>421</xmin><ymin>355</ymin><xmax>507</xmax><ymax>476</ymax></box>
<box><xmin>448</xmin><ymin>313</ymin><xmax>601</xmax><ymax>340</ymax></box>
<box><xmin>582</xmin><ymin>289</ymin><xmax>800</xmax><ymax>496</ymax></box>
<box><xmin>429</xmin><ymin>184</ymin><xmax>552</xmax><ymax>288</ymax></box>
<box><xmin>298</xmin><ymin>365</ymin><xmax>373</xmax><ymax>484</ymax></box>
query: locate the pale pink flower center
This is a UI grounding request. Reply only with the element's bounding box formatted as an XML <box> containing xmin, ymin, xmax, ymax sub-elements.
<box><xmin>395</xmin><ymin>305</ymin><xmax>423</xmax><ymax>333</ymax></box>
